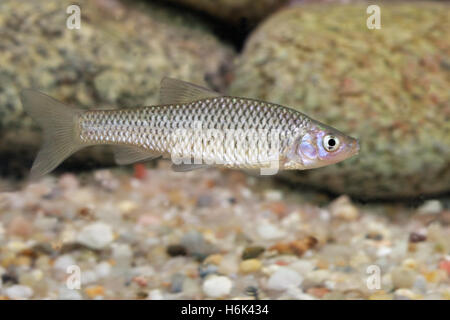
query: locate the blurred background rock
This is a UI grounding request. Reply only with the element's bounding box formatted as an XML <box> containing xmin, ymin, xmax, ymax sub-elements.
<box><xmin>0</xmin><ymin>0</ymin><xmax>448</xmax><ymax>200</ymax></box>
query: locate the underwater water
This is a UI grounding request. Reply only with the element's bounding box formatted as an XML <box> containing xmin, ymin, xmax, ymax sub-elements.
<box><xmin>0</xmin><ymin>0</ymin><xmax>448</xmax><ymax>301</ymax></box>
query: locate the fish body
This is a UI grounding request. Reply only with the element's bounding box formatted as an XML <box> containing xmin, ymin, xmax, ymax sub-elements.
<box><xmin>20</xmin><ymin>78</ymin><xmax>359</xmax><ymax>178</ymax></box>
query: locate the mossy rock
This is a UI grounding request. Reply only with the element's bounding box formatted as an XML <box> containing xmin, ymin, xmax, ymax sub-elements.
<box><xmin>0</xmin><ymin>0</ymin><xmax>234</xmax><ymax>176</ymax></box>
<box><xmin>229</xmin><ymin>3</ymin><xmax>450</xmax><ymax>199</ymax></box>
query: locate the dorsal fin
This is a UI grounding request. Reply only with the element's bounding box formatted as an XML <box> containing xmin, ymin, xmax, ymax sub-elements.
<box><xmin>159</xmin><ymin>77</ymin><xmax>220</xmax><ymax>105</ymax></box>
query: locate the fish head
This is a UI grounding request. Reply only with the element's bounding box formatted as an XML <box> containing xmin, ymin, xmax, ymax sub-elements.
<box><xmin>285</xmin><ymin>121</ymin><xmax>359</xmax><ymax>170</ymax></box>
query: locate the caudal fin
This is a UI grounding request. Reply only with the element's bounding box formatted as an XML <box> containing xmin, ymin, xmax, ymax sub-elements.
<box><xmin>20</xmin><ymin>90</ymin><xmax>85</xmax><ymax>179</ymax></box>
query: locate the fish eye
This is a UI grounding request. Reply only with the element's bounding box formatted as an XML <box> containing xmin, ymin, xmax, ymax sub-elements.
<box><xmin>323</xmin><ymin>135</ymin><xmax>340</xmax><ymax>152</ymax></box>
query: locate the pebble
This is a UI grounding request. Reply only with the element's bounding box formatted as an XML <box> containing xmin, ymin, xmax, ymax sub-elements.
<box><xmin>148</xmin><ymin>289</ymin><xmax>164</xmax><ymax>300</ymax></box>
<box><xmin>76</xmin><ymin>222</ymin><xmax>114</xmax><ymax>250</ymax></box>
<box><xmin>257</xmin><ymin>221</ymin><xmax>286</xmax><ymax>240</ymax></box>
<box><xmin>239</xmin><ymin>259</ymin><xmax>262</xmax><ymax>273</ymax></box>
<box><xmin>111</xmin><ymin>243</ymin><xmax>133</xmax><ymax>271</ymax></box>
<box><xmin>166</xmin><ymin>244</ymin><xmax>187</xmax><ymax>257</ymax></box>
<box><xmin>242</xmin><ymin>246</ymin><xmax>265</xmax><ymax>260</ymax></box>
<box><xmin>202</xmin><ymin>275</ymin><xmax>233</xmax><ymax>298</ymax></box>
<box><xmin>204</xmin><ymin>254</ymin><xmax>223</xmax><ymax>266</ymax></box>
<box><xmin>58</xmin><ymin>287</ymin><xmax>82</xmax><ymax>300</ymax></box>
<box><xmin>84</xmin><ymin>285</ymin><xmax>105</xmax><ymax>299</ymax></box>
<box><xmin>409</xmin><ymin>232</ymin><xmax>427</xmax><ymax>243</ymax></box>
<box><xmin>53</xmin><ymin>255</ymin><xmax>76</xmax><ymax>271</ymax></box>
<box><xmin>7</xmin><ymin>216</ymin><xmax>32</xmax><ymax>238</ymax></box>
<box><xmin>328</xmin><ymin>195</ymin><xmax>359</xmax><ymax>221</ymax></box>
<box><xmin>5</xmin><ymin>285</ymin><xmax>33</xmax><ymax>299</ymax></box>
<box><xmin>266</xmin><ymin>267</ymin><xmax>303</xmax><ymax>291</ymax></box>
<box><xmin>170</xmin><ymin>273</ymin><xmax>185</xmax><ymax>293</ymax></box>
<box><xmin>95</xmin><ymin>261</ymin><xmax>111</xmax><ymax>278</ymax></box>
<box><xmin>394</xmin><ymin>288</ymin><xmax>421</xmax><ymax>300</ymax></box>
<box><xmin>417</xmin><ymin>200</ymin><xmax>443</xmax><ymax>214</ymax></box>
<box><xmin>263</xmin><ymin>190</ymin><xmax>283</xmax><ymax>201</ymax></box>
<box><xmin>391</xmin><ymin>267</ymin><xmax>416</xmax><ymax>289</ymax></box>
<box><xmin>181</xmin><ymin>231</ymin><xmax>217</xmax><ymax>260</ymax></box>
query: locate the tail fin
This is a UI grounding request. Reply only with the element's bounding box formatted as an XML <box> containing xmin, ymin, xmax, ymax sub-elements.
<box><xmin>20</xmin><ymin>90</ymin><xmax>85</xmax><ymax>180</ymax></box>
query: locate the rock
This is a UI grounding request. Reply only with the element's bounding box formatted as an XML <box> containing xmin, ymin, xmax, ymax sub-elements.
<box><xmin>170</xmin><ymin>273</ymin><xmax>185</xmax><ymax>293</ymax></box>
<box><xmin>53</xmin><ymin>255</ymin><xmax>76</xmax><ymax>271</ymax></box>
<box><xmin>7</xmin><ymin>216</ymin><xmax>33</xmax><ymax>237</ymax></box>
<box><xmin>394</xmin><ymin>288</ymin><xmax>420</xmax><ymax>300</ymax></box>
<box><xmin>4</xmin><ymin>285</ymin><xmax>34</xmax><ymax>299</ymax></box>
<box><xmin>229</xmin><ymin>3</ymin><xmax>450</xmax><ymax>199</ymax></box>
<box><xmin>95</xmin><ymin>262</ymin><xmax>112</xmax><ymax>279</ymax></box>
<box><xmin>58</xmin><ymin>287</ymin><xmax>82</xmax><ymax>300</ymax></box>
<box><xmin>242</xmin><ymin>246</ymin><xmax>265</xmax><ymax>260</ymax></box>
<box><xmin>148</xmin><ymin>289</ymin><xmax>164</xmax><ymax>300</ymax></box>
<box><xmin>0</xmin><ymin>0</ymin><xmax>234</xmax><ymax>176</ymax></box>
<box><xmin>111</xmin><ymin>243</ymin><xmax>133</xmax><ymax>272</ymax></box>
<box><xmin>76</xmin><ymin>222</ymin><xmax>114</xmax><ymax>250</ymax></box>
<box><xmin>239</xmin><ymin>259</ymin><xmax>262</xmax><ymax>273</ymax></box>
<box><xmin>180</xmin><ymin>231</ymin><xmax>218</xmax><ymax>260</ymax></box>
<box><xmin>417</xmin><ymin>200</ymin><xmax>443</xmax><ymax>215</ymax></box>
<box><xmin>202</xmin><ymin>275</ymin><xmax>232</xmax><ymax>298</ymax></box>
<box><xmin>257</xmin><ymin>221</ymin><xmax>286</xmax><ymax>240</ymax></box>
<box><xmin>165</xmin><ymin>0</ymin><xmax>288</xmax><ymax>25</ymax></box>
<box><xmin>391</xmin><ymin>267</ymin><xmax>416</xmax><ymax>289</ymax></box>
<box><xmin>266</xmin><ymin>267</ymin><xmax>303</xmax><ymax>291</ymax></box>
<box><xmin>328</xmin><ymin>195</ymin><xmax>359</xmax><ymax>221</ymax></box>
<box><xmin>84</xmin><ymin>285</ymin><xmax>105</xmax><ymax>299</ymax></box>
<box><xmin>166</xmin><ymin>244</ymin><xmax>188</xmax><ymax>257</ymax></box>
<box><xmin>204</xmin><ymin>254</ymin><xmax>223</xmax><ymax>266</ymax></box>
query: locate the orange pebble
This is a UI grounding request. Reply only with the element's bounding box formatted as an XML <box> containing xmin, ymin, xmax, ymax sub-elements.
<box><xmin>84</xmin><ymin>285</ymin><xmax>105</xmax><ymax>298</ymax></box>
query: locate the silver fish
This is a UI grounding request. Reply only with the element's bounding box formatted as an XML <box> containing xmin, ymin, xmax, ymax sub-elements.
<box><xmin>20</xmin><ymin>78</ymin><xmax>359</xmax><ymax>179</ymax></box>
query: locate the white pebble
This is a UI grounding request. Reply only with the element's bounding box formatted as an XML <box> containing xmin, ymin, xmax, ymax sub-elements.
<box><xmin>58</xmin><ymin>287</ymin><xmax>82</xmax><ymax>300</ymax></box>
<box><xmin>81</xmin><ymin>270</ymin><xmax>98</xmax><ymax>285</ymax></box>
<box><xmin>202</xmin><ymin>275</ymin><xmax>233</xmax><ymax>298</ymax></box>
<box><xmin>148</xmin><ymin>289</ymin><xmax>164</xmax><ymax>300</ymax></box>
<box><xmin>267</xmin><ymin>267</ymin><xmax>303</xmax><ymax>291</ymax></box>
<box><xmin>5</xmin><ymin>285</ymin><xmax>33</xmax><ymax>299</ymax></box>
<box><xmin>53</xmin><ymin>255</ymin><xmax>76</xmax><ymax>271</ymax></box>
<box><xmin>257</xmin><ymin>221</ymin><xmax>286</xmax><ymax>240</ymax></box>
<box><xmin>76</xmin><ymin>222</ymin><xmax>114</xmax><ymax>249</ymax></box>
<box><xmin>418</xmin><ymin>200</ymin><xmax>443</xmax><ymax>214</ymax></box>
<box><xmin>95</xmin><ymin>262</ymin><xmax>112</xmax><ymax>278</ymax></box>
<box><xmin>377</xmin><ymin>246</ymin><xmax>393</xmax><ymax>257</ymax></box>
<box><xmin>263</xmin><ymin>189</ymin><xmax>283</xmax><ymax>201</ymax></box>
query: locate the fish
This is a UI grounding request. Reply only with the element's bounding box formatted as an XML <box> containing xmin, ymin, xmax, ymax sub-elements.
<box><xmin>20</xmin><ymin>77</ymin><xmax>359</xmax><ymax>179</ymax></box>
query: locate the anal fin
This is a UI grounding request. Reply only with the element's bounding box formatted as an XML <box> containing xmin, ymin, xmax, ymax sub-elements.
<box><xmin>112</xmin><ymin>146</ymin><xmax>161</xmax><ymax>165</ymax></box>
<box><xmin>171</xmin><ymin>163</ymin><xmax>212</xmax><ymax>172</ymax></box>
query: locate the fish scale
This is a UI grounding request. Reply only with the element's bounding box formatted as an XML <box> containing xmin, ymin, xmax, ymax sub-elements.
<box><xmin>78</xmin><ymin>97</ymin><xmax>303</xmax><ymax>168</ymax></box>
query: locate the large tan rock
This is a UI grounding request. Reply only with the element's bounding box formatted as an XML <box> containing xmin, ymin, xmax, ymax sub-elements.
<box><xmin>164</xmin><ymin>0</ymin><xmax>288</xmax><ymax>25</ymax></box>
<box><xmin>0</xmin><ymin>0</ymin><xmax>234</xmax><ymax>176</ymax></box>
<box><xmin>229</xmin><ymin>3</ymin><xmax>450</xmax><ymax>199</ymax></box>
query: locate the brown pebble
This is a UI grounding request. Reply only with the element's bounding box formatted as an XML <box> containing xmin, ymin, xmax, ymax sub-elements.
<box><xmin>266</xmin><ymin>202</ymin><xmax>287</xmax><ymax>217</ymax></box>
<box><xmin>269</xmin><ymin>236</ymin><xmax>318</xmax><ymax>256</ymax></box>
<box><xmin>166</xmin><ymin>244</ymin><xmax>187</xmax><ymax>257</ymax></box>
<box><xmin>409</xmin><ymin>232</ymin><xmax>427</xmax><ymax>243</ymax></box>
<box><xmin>306</xmin><ymin>287</ymin><xmax>330</xmax><ymax>298</ymax></box>
<box><xmin>8</xmin><ymin>216</ymin><xmax>32</xmax><ymax>238</ymax></box>
<box><xmin>242</xmin><ymin>246</ymin><xmax>265</xmax><ymax>260</ymax></box>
